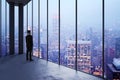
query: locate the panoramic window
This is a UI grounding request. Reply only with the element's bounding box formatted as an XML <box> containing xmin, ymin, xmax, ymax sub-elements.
<box><xmin>40</xmin><ymin>0</ymin><xmax>47</xmax><ymax>59</ymax></box>
<box><xmin>33</xmin><ymin>0</ymin><xmax>39</xmax><ymax>57</ymax></box>
<box><xmin>24</xmin><ymin>5</ymin><xmax>27</xmax><ymax>54</ymax></box>
<box><xmin>6</xmin><ymin>2</ymin><xmax>9</xmax><ymax>55</ymax></box>
<box><xmin>48</xmin><ymin>0</ymin><xmax>59</xmax><ymax>63</ymax></box>
<box><xmin>78</xmin><ymin>0</ymin><xmax>102</xmax><ymax>77</ymax></box>
<box><xmin>14</xmin><ymin>6</ymin><xmax>18</xmax><ymax>54</ymax></box>
<box><xmin>2</xmin><ymin>0</ymin><xmax>120</xmax><ymax>79</ymax></box>
<box><xmin>60</xmin><ymin>0</ymin><xmax>75</xmax><ymax>69</ymax></box>
<box><xmin>105</xmin><ymin>0</ymin><xmax>120</xmax><ymax>79</ymax></box>
<box><xmin>1</xmin><ymin>0</ymin><xmax>7</xmax><ymax>56</ymax></box>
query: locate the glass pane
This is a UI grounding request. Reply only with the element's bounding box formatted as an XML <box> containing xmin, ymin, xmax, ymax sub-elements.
<box><xmin>48</xmin><ymin>0</ymin><xmax>59</xmax><ymax>63</ymax></box>
<box><xmin>33</xmin><ymin>0</ymin><xmax>39</xmax><ymax>57</ymax></box>
<box><xmin>24</xmin><ymin>5</ymin><xmax>27</xmax><ymax>54</ymax></box>
<box><xmin>60</xmin><ymin>0</ymin><xmax>76</xmax><ymax>69</ymax></box>
<box><xmin>78</xmin><ymin>0</ymin><xmax>102</xmax><ymax>77</ymax></box>
<box><xmin>0</xmin><ymin>0</ymin><xmax>1</xmax><ymax>57</ymax></box>
<box><xmin>6</xmin><ymin>2</ymin><xmax>9</xmax><ymax>55</ymax></box>
<box><xmin>1</xmin><ymin>0</ymin><xmax>6</xmax><ymax>56</ymax></box>
<box><xmin>105</xmin><ymin>0</ymin><xmax>120</xmax><ymax>79</ymax></box>
<box><xmin>28</xmin><ymin>1</ymin><xmax>32</xmax><ymax>30</ymax></box>
<box><xmin>15</xmin><ymin>6</ymin><xmax>18</xmax><ymax>54</ymax></box>
<box><xmin>40</xmin><ymin>0</ymin><xmax>47</xmax><ymax>59</ymax></box>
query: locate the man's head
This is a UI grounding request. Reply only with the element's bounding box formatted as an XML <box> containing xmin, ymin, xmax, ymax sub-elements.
<box><xmin>27</xmin><ymin>30</ymin><xmax>31</xmax><ymax>35</ymax></box>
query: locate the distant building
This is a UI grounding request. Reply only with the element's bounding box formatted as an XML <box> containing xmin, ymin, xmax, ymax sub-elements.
<box><xmin>47</xmin><ymin>15</ymin><xmax>59</xmax><ymax>62</ymax></box>
<box><xmin>66</xmin><ymin>40</ymin><xmax>92</xmax><ymax>73</ymax></box>
<box><xmin>115</xmin><ymin>38</ymin><xmax>120</xmax><ymax>58</ymax></box>
<box><xmin>41</xmin><ymin>44</ymin><xmax>47</xmax><ymax>59</ymax></box>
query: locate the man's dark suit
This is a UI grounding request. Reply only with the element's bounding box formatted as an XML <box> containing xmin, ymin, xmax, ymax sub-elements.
<box><xmin>26</xmin><ymin>35</ymin><xmax>33</xmax><ymax>61</ymax></box>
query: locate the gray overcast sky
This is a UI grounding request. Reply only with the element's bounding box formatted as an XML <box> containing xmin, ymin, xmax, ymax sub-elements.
<box><xmin>1</xmin><ymin>0</ymin><xmax>120</xmax><ymax>31</ymax></box>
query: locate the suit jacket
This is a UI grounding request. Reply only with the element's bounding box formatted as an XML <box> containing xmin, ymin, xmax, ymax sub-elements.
<box><xmin>26</xmin><ymin>35</ymin><xmax>33</xmax><ymax>51</ymax></box>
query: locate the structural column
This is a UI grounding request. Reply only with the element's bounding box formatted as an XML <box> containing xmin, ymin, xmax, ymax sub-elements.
<box><xmin>0</xmin><ymin>0</ymin><xmax>1</xmax><ymax>56</ymax></box>
<box><xmin>19</xmin><ymin>4</ymin><xmax>24</xmax><ymax>54</ymax></box>
<box><xmin>9</xmin><ymin>2</ymin><xmax>15</xmax><ymax>55</ymax></box>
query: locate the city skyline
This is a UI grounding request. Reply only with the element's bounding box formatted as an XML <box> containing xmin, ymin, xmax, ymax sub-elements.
<box><xmin>1</xmin><ymin>0</ymin><xmax>120</xmax><ymax>79</ymax></box>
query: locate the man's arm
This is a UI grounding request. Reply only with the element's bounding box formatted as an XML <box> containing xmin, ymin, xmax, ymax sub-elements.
<box><xmin>26</xmin><ymin>36</ymin><xmax>27</xmax><ymax>47</ymax></box>
<box><xmin>31</xmin><ymin>36</ymin><xmax>33</xmax><ymax>48</ymax></box>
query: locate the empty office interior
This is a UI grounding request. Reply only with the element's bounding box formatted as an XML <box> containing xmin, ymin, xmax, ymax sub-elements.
<box><xmin>0</xmin><ymin>0</ymin><xmax>120</xmax><ymax>80</ymax></box>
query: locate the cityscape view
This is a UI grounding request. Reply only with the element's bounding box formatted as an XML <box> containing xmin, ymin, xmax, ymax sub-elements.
<box><xmin>0</xmin><ymin>0</ymin><xmax>120</xmax><ymax>79</ymax></box>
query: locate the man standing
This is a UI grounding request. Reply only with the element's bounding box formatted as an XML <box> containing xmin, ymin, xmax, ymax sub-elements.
<box><xmin>26</xmin><ymin>30</ymin><xmax>33</xmax><ymax>61</ymax></box>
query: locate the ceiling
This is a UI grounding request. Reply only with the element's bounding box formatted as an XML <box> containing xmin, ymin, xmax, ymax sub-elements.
<box><xmin>6</xmin><ymin>0</ymin><xmax>31</xmax><ymax>6</ymax></box>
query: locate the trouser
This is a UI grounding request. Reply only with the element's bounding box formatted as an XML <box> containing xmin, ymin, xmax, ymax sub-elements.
<box><xmin>26</xmin><ymin>49</ymin><xmax>32</xmax><ymax>60</ymax></box>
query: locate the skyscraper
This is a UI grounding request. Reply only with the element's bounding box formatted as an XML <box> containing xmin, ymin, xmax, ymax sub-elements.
<box><xmin>66</xmin><ymin>40</ymin><xmax>92</xmax><ymax>73</ymax></box>
<box><xmin>115</xmin><ymin>38</ymin><xmax>120</xmax><ymax>58</ymax></box>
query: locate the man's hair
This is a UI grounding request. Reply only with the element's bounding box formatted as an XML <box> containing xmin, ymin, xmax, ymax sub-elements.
<box><xmin>27</xmin><ymin>30</ymin><xmax>31</xmax><ymax>33</ymax></box>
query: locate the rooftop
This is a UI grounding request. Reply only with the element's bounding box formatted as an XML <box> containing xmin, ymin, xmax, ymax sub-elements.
<box><xmin>67</xmin><ymin>40</ymin><xmax>91</xmax><ymax>44</ymax></box>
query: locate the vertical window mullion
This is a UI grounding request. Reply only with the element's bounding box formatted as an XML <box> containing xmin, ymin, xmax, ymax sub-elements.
<box><xmin>38</xmin><ymin>0</ymin><xmax>40</xmax><ymax>58</ymax></box>
<box><xmin>26</xmin><ymin>4</ymin><xmax>28</xmax><ymax>30</ymax></box>
<box><xmin>75</xmin><ymin>0</ymin><xmax>78</xmax><ymax>71</ymax></box>
<box><xmin>32</xmin><ymin>0</ymin><xmax>33</xmax><ymax>36</ymax></box>
<box><xmin>47</xmin><ymin>0</ymin><xmax>48</xmax><ymax>61</ymax></box>
<box><xmin>5</xmin><ymin>0</ymin><xmax>7</xmax><ymax>55</ymax></box>
<box><xmin>0</xmin><ymin>0</ymin><xmax>1</xmax><ymax>56</ymax></box>
<box><xmin>32</xmin><ymin>0</ymin><xmax>33</xmax><ymax>56</ymax></box>
<box><xmin>58</xmin><ymin>0</ymin><xmax>60</xmax><ymax>65</ymax></box>
<box><xmin>102</xmin><ymin>0</ymin><xmax>105</xmax><ymax>78</ymax></box>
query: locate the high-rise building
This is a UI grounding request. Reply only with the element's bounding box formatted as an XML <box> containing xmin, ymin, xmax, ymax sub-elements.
<box><xmin>49</xmin><ymin>15</ymin><xmax>59</xmax><ymax>51</ymax></box>
<box><xmin>48</xmin><ymin>15</ymin><xmax>59</xmax><ymax>63</ymax></box>
<box><xmin>115</xmin><ymin>38</ymin><xmax>120</xmax><ymax>58</ymax></box>
<box><xmin>66</xmin><ymin>40</ymin><xmax>92</xmax><ymax>73</ymax></box>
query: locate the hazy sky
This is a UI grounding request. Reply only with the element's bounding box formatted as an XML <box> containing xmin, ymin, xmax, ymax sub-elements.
<box><xmin>105</xmin><ymin>0</ymin><xmax>120</xmax><ymax>29</ymax></box>
<box><xmin>1</xmin><ymin>0</ymin><xmax>120</xmax><ymax>32</ymax></box>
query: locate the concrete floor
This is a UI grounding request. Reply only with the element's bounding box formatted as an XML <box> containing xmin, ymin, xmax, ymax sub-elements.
<box><xmin>0</xmin><ymin>54</ymin><xmax>103</xmax><ymax>80</ymax></box>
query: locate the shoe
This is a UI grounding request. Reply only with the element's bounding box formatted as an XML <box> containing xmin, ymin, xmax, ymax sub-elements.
<box><xmin>26</xmin><ymin>58</ymin><xmax>29</xmax><ymax>61</ymax></box>
<box><xmin>30</xmin><ymin>59</ymin><xmax>33</xmax><ymax>61</ymax></box>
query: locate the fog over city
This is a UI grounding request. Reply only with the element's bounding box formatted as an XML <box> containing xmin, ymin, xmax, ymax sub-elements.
<box><xmin>1</xmin><ymin>0</ymin><xmax>120</xmax><ymax>78</ymax></box>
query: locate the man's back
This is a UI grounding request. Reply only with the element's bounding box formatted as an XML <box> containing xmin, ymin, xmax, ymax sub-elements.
<box><xmin>26</xmin><ymin>35</ymin><xmax>33</xmax><ymax>50</ymax></box>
